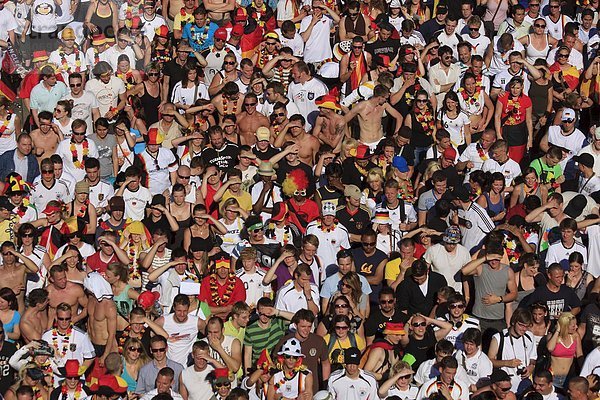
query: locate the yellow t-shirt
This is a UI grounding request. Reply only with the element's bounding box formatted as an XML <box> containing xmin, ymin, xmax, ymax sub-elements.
<box><xmin>221</xmin><ymin>190</ymin><xmax>253</xmax><ymax>212</ymax></box>
<box><xmin>384</xmin><ymin>258</ymin><xmax>402</xmax><ymax>281</ymax></box>
<box><xmin>173</xmin><ymin>11</ymin><xmax>194</xmax><ymax>31</ymax></box>
<box><xmin>323</xmin><ymin>334</ymin><xmax>366</xmax><ymax>364</ymax></box>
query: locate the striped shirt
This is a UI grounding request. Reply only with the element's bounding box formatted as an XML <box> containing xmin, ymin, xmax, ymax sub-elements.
<box><xmin>243</xmin><ymin>318</ymin><xmax>287</xmax><ymax>365</ymax></box>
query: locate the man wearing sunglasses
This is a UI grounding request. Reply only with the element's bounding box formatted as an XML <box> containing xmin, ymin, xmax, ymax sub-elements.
<box><xmin>55</xmin><ymin>119</ymin><xmax>99</xmax><ymax>182</ymax></box>
<box><xmin>136</xmin><ymin>335</ymin><xmax>185</xmax><ymax>395</ymax></box>
<box><xmin>62</xmin><ymin>72</ymin><xmax>100</xmax><ymax>136</ymax></box>
<box><xmin>236</xmin><ymin>93</ymin><xmax>270</xmax><ymax>146</ymax></box>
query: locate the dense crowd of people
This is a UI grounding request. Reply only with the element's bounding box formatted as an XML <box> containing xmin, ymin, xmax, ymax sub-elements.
<box><xmin>0</xmin><ymin>0</ymin><xmax>598</xmax><ymax>399</ymax></box>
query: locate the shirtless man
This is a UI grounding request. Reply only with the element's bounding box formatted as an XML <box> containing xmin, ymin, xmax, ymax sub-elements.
<box><xmin>236</xmin><ymin>93</ymin><xmax>270</xmax><ymax>146</ymax></box>
<box><xmin>313</xmin><ymin>95</ymin><xmax>348</xmax><ymax>153</ymax></box>
<box><xmin>0</xmin><ymin>243</ymin><xmax>39</xmax><ymax>314</ymax></box>
<box><xmin>273</xmin><ymin>114</ymin><xmax>320</xmax><ymax>166</ymax></box>
<box><xmin>203</xmin><ymin>0</ymin><xmax>235</xmax><ymax>26</ymax></box>
<box><xmin>30</xmin><ymin>111</ymin><xmax>63</xmax><ymax>164</ymax></box>
<box><xmin>46</xmin><ymin>265</ymin><xmax>88</xmax><ymax>329</ymax></box>
<box><xmin>84</xmin><ymin>272</ymin><xmax>118</xmax><ymax>364</ymax></box>
<box><xmin>344</xmin><ymin>85</ymin><xmax>403</xmax><ymax>152</ymax></box>
<box><xmin>162</xmin><ymin>0</ymin><xmax>185</xmax><ymax>23</ymax></box>
<box><xmin>212</xmin><ymin>82</ymin><xmax>245</xmax><ymax>124</ymax></box>
<box><xmin>19</xmin><ymin>288</ymin><xmax>49</xmax><ymax>343</ymax></box>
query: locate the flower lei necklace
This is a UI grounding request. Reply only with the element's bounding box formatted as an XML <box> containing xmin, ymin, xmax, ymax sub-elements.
<box><xmin>476</xmin><ymin>142</ymin><xmax>488</xmax><ymax>161</ymax></box>
<box><xmin>414</xmin><ymin>107</ymin><xmax>434</xmax><ymax>135</ymax></box>
<box><xmin>127</xmin><ymin>238</ymin><xmax>142</xmax><ymax>281</ymax></box>
<box><xmin>51</xmin><ymin>325</ymin><xmax>73</xmax><ymax>359</ymax></box>
<box><xmin>70</xmin><ymin>139</ymin><xmax>89</xmax><ymax>169</ymax></box>
<box><xmin>76</xmin><ymin>200</ymin><xmax>88</xmax><ymax>218</ymax></box>
<box><xmin>354</xmin><ymin>161</ymin><xmax>368</xmax><ymax>177</ymax></box>
<box><xmin>223</xmin><ymin>96</ymin><xmax>237</xmax><ymax>115</ymax></box>
<box><xmin>259</xmin><ymin>48</ymin><xmax>277</xmax><ymax>68</ymax></box>
<box><xmin>125</xmin><ymin>1</ymin><xmax>143</xmax><ymax>20</ymax></box>
<box><xmin>190</xmin><ymin>23</ymin><xmax>210</xmax><ymax>44</ymax></box>
<box><xmin>116</xmin><ymin>69</ymin><xmax>136</xmax><ymax>90</ymax></box>
<box><xmin>59</xmin><ymin>47</ymin><xmax>82</xmax><ymax>73</ymax></box>
<box><xmin>316</xmin><ymin>217</ymin><xmax>337</xmax><ymax>233</ymax></box>
<box><xmin>40</xmin><ymin>361</ymin><xmax>54</xmax><ymax>387</ymax></box>
<box><xmin>0</xmin><ymin>113</ymin><xmax>12</xmax><ymax>136</ymax></box>
<box><xmin>118</xmin><ymin>324</ymin><xmax>145</xmax><ymax>352</ymax></box>
<box><xmin>276</xmin><ymin>65</ymin><xmax>291</xmax><ymax>94</ymax></box>
<box><xmin>32</xmin><ymin>386</ymin><xmax>43</xmax><ymax>400</ymax></box>
<box><xmin>459</xmin><ymin>86</ymin><xmax>481</xmax><ymax>106</ymax></box>
<box><xmin>404</xmin><ymin>81</ymin><xmax>421</xmax><ymax>106</ymax></box>
<box><xmin>209</xmin><ymin>273</ymin><xmax>237</xmax><ymax>306</ymax></box>
<box><xmin>61</xmin><ymin>381</ymin><xmax>83</xmax><ymax>400</ymax></box>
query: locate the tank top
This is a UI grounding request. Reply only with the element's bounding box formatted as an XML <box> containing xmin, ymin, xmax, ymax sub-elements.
<box><xmin>140</xmin><ymin>82</ymin><xmax>161</xmax><ymax>126</ymax></box>
<box><xmin>163</xmin><ymin>313</ymin><xmax>199</xmax><ymax>366</ymax></box>
<box><xmin>114</xmin><ymin>284</ymin><xmax>134</xmax><ymax>319</ymax></box>
<box><xmin>517</xmin><ymin>183</ymin><xmax>542</xmax><ymax>204</ymax></box>
<box><xmin>181</xmin><ymin>365</ymin><xmax>214</xmax><ymax>400</ymax></box>
<box><xmin>528</xmin><ymin>80</ymin><xmax>551</xmax><ymax>117</ymax></box>
<box><xmin>131</xmin><ymin>126</ymin><xmax>146</xmax><ymax>155</ymax></box>
<box><xmin>121</xmin><ymin>357</ymin><xmax>137</xmax><ymax>392</ymax></box>
<box><xmin>91</xmin><ymin>1</ymin><xmax>115</xmax><ymax>38</ymax></box>
<box><xmin>525</xmin><ymin>34</ymin><xmax>550</xmax><ymax>64</ymax></box>
<box><xmin>551</xmin><ymin>336</ymin><xmax>577</xmax><ymax>358</ymax></box>
<box><xmin>169</xmin><ymin>203</ymin><xmax>193</xmax><ymax>250</ymax></box>
<box><xmin>483</xmin><ymin>192</ymin><xmax>505</xmax><ymax>221</ymax></box>
<box><xmin>473</xmin><ymin>263</ymin><xmax>509</xmax><ymax>320</ymax></box>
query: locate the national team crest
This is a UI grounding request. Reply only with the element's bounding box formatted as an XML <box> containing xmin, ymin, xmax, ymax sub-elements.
<box><xmin>308</xmin><ymin>92</ymin><xmax>315</xmax><ymax>100</ymax></box>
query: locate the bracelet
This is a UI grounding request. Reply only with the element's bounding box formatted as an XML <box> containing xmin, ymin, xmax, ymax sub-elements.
<box><xmin>498</xmin><ymin>295</ymin><xmax>503</xmax><ymax>304</ymax></box>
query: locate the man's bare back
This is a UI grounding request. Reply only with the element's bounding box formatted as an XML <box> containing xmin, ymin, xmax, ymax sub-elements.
<box><xmin>237</xmin><ymin>112</ymin><xmax>270</xmax><ymax>146</ymax></box>
<box><xmin>20</xmin><ymin>307</ymin><xmax>48</xmax><ymax>343</ymax></box>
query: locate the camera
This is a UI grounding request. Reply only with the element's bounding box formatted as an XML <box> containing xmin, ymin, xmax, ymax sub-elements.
<box><xmin>516</xmin><ymin>367</ymin><xmax>526</xmax><ymax>375</ymax></box>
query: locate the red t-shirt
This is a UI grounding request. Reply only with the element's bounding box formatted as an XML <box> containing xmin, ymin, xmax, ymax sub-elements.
<box><xmin>498</xmin><ymin>92</ymin><xmax>532</xmax><ymax>126</ymax></box>
<box><xmin>286</xmin><ymin>198</ymin><xmax>319</xmax><ymax>234</ymax></box>
<box><xmin>86</xmin><ymin>252</ymin><xmax>118</xmax><ymax>275</ymax></box>
<box><xmin>199</xmin><ymin>275</ymin><xmax>246</xmax><ymax>312</ymax></box>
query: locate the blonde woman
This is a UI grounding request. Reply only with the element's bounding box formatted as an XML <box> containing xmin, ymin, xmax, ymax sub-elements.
<box><xmin>121</xmin><ymin>337</ymin><xmax>150</xmax><ymax>393</ymax></box>
<box><xmin>338</xmin><ymin>137</ymin><xmax>359</xmax><ymax>164</ymax></box>
<box><xmin>364</xmin><ymin>167</ymin><xmax>385</xmax><ymax>215</ymax></box>
<box><xmin>4</xmin><ymin>363</ymin><xmax>49</xmax><ymax>400</ymax></box>
<box><xmin>547</xmin><ymin>312</ymin><xmax>583</xmax><ymax>388</ymax></box>
<box><xmin>378</xmin><ymin>361</ymin><xmax>418</xmax><ymax>399</ymax></box>
<box><xmin>218</xmin><ymin>198</ymin><xmax>249</xmax><ymax>256</ymax></box>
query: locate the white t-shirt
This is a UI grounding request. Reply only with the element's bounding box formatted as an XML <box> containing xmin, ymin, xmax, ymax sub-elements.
<box><xmin>85</xmin><ymin>77</ymin><xmax>126</xmax><ymax>117</ymax></box>
<box><xmin>454</xmin><ymin>350</ymin><xmax>493</xmax><ymax>387</ymax></box>
<box><xmin>103</xmin><ymin>45</ymin><xmax>138</xmax><ymax>71</ymax></box>
<box><xmin>487</xmin><ymin>36</ymin><xmax>525</xmax><ymax>76</ymax></box>
<box><xmin>287</xmin><ymin>77</ymin><xmax>328</xmax><ymax>131</ymax></box>
<box><xmin>274</xmin><ymin>281</ymin><xmax>319</xmax><ymax>314</ymax></box>
<box><xmin>122</xmin><ymin>186</ymin><xmax>153</xmax><ymax>221</ymax></box>
<box><xmin>545</xmin><ymin>14</ymin><xmax>573</xmax><ymax>41</ymax></box>
<box><xmin>438</xmin><ymin>110</ymin><xmax>471</xmax><ymax>147</ymax></box>
<box><xmin>424</xmin><ymin>243</ymin><xmax>471</xmax><ymax>293</ymax></box>
<box><xmin>299</xmin><ymin>14</ymin><xmax>333</xmax><ymax>63</ymax></box>
<box><xmin>236</xmin><ymin>268</ymin><xmax>271</xmax><ymax>308</ymax></box>
<box><xmin>275</xmin><ymin>29</ymin><xmax>304</xmax><ymax>57</ymax></box>
<box><xmin>306</xmin><ymin>221</ymin><xmax>350</xmax><ymax>270</ymax></box>
<box><xmin>171</xmin><ymin>81</ymin><xmax>210</xmax><ymax>111</ymax></box>
<box><xmin>55</xmin><ymin>138</ymin><xmax>100</xmax><ymax>182</ymax></box>
<box><xmin>62</xmin><ymin>91</ymin><xmax>99</xmax><ymax>136</ymax></box>
<box><xmin>481</xmin><ymin>158</ymin><xmax>522</xmax><ymax>187</ymax></box>
<box><xmin>0</xmin><ymin>8</ymin><xmax>17</xmax><ymax>60</ymax></box>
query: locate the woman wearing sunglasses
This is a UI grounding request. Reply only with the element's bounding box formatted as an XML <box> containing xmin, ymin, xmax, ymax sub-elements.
<box><xmin>316</xmin><ymin>294</ymin><xmax>365</xmax><ymax>338</ymax></box>
<box><xmin>378</xmin><ymin>360</ymin><xmax>418</xmax><ymax>400</ymax></box>
<box><xmin>404</xmin><ymin>313</ymin><xmax>453</xmax><ymax>370</ymax></box>
<box><xmin>323</xmin><ymin>315</ymin><xmax>366</xmax><ymax>372</ymax></box>
<box><xmin>121</xmin><ymin>337</ymin><xmax>151</xmax><ymax>393</ymax></box>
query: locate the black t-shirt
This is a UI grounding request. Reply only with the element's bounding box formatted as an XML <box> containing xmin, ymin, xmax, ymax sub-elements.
<box><xmin>162</xmin><ymin>59</ymin><xmax>187</xmax><ymax>98</ymax></box>
<box><xmin>419</xmin><ymin>20</ymin><xmax>444</xmax><ymax>43</ymax></box>
<box><xmin>404</xmin><ymin>327</ymin><xmax>437</xmax><ymax>370</ymax></box>
<box><xmin>364</xmin><ymin>308</ymin><xmax>409</xmax><ymax>340</ymax></box>
<box><xmin>201</xmin><ymin>142</ymin><xmax>240</xmax><ymax>170</ymax></box>
<box><xmin>275</xmin><ymin>159</ymin><xmax>316</xmax><ymax>196</ymax></box>
<box><xmin>142</xmin><ymin>214</ymin><xmax>173</xmax><ymax>244</ymax></box>
<box><xmin>341</xmin><ymin>158</ymin><xmax>378</xmax><ymax>189</ymax></box>
<box><xmin>365</xmin><ymin>38</ymin><xmax>401</xmax><ymax>61</ymax></box>
<box><xmin>353</xmin><ymin>248</ymin><xmax>388</xmax><ymax>302</ymax></box>
<box><xmin>521</xmin><ymin>284</ymin><xmax>581</xmax><ymax>319</ymax></box>
<box><xmin>336</xmin><ymin>206</ymin><xmax>371</xmax><ymax>238</ymax></box>
<box><xmin>0</xmin><ymin>341</ymin><xmax>17</xmax><ymax>394</ymax></box>
<box><xmin>579</xmin><ymin>302</ymin><xmax>600</xmax><ymax>353</ymax></box>
<box><xmin>252</xmin><ymin>145</ymin><xmax>279</xmax><ymax>161</ymax></box>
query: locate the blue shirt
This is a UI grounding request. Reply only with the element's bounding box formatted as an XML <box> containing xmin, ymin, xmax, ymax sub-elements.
<box><xmin>30</xmin><ymin>81</ymin><xmax>68</xmax><ymax>112</ymax></box>
<box><xmin>182</xmin><ymin>22</ymin><xmax>219</xmax><ymax>52</ymax></box>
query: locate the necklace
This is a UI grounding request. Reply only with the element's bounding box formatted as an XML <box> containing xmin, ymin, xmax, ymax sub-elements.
<box><xmin>61</xmin><ymin>382</ymin><xmax>83</xmax><ymax>400</ymax></box>
<box><xmin>189</xmin><ymin>23</ymin><xmax>210</xmax><ymax>45</ymax></box>
<box><xmin>476</xmin><ymin>142</ymin><xmax>488</xmax><ymax>161</ymax></box>
<box><xmin>414</xmin><ymin>107</ymin><xmax>434</xmax><ymax>135</ymax></box>
<box><xmin>59</xmin><ymin>47</ymin><xmax>82</xmax><ymax>74</ymax></box>
<box><xmin>116</xmin><ymin>69</ymin><xmax>136</xmax><ymax>90</ymax></box>
<box><xmin>222</xmin><ymin>96</ymin><xmax>237</xmax><ymax>115</ymax></box>
<box><xmin>70</xmin><ymin>139</ymin><xmax>89</xmax><ymax>169</ymax></box>
<box><xmin>209</xmin><ymin>273</ymin><xmax>236</xmax><ymax>305</ymax></box>
<box><xmin>51</xmin><ymin>325</ymin><xmax>73</xmax><ymax>359</ymax></box>
<box><xmin>0</xmin><ymin>113</ymin><xmax>12</xmax><ymax>136</ymax></box>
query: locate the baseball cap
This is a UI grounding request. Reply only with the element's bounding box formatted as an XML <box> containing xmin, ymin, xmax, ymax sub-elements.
<box><xmin>450</xmin><ymin>186</ymin><xmax>471</xmax><ymax>202</ymax></box>
<box><xmin>231</xmin><ymin>24</ymin><xmax>244</xmax><ymax>37</ymax></box>
<box><xmin>109</xmin><ymin>196</ymin><xmax>125</xmax><ymax>212</ymax></box>
<box><xmin>214</xmin><ymin>27</ymin><xmax>228</xmax><ymax>41</ymax></box>
<box><xmin>564</xmin><ymin>194</ymin><xmax>586</xmax><ymax>218</ymax></box>
<box><xmin>61</xmin><ymin>28</ymin><xmax>76</xmax><ymax>40</ymax></box>
<box><xmin>344</xmin><ymin>347</ymin><xmax>362</xmax><ymax>364</ymax></box>
<box><xmin>344</xmin><ymin>185</ymin><xmax>361</xmax><ymax>201</ymax></box>
<box><xmin>256</xmin><ymin>127</ymin><xmax>271</xmax><ymax>141</ymax></box>
<box><xmin>322</xmin><ymin>202</ymin><xmax>336</xmax><ymax>216</ymax></box>
<box><xmin>75</xmin><ymin>180</ymin><xmax>90</xmax><ymax>194</ymax></box>
<box><xmin>575</xmin><ymin>153</ymin><xmax>594</xmax><ymax>169</ymax></box>
<box><xmin>443</xmin><ymin>147</ymin><xmax>457</xmax><ymax>160</ymax></box>
<box><xmin>561</xmin><ymin>108</ymin><xmax>576</xmax><ymax>122</ymax></box>
<box><xmin>392</xmin><ymin>156</ymin><xmax>409</xmax><ymax>172</ymax></box>
<box><xmin>442</xmin><ymin>226</ymin><xmax>461</xmax><ymax>244</ymax></box>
